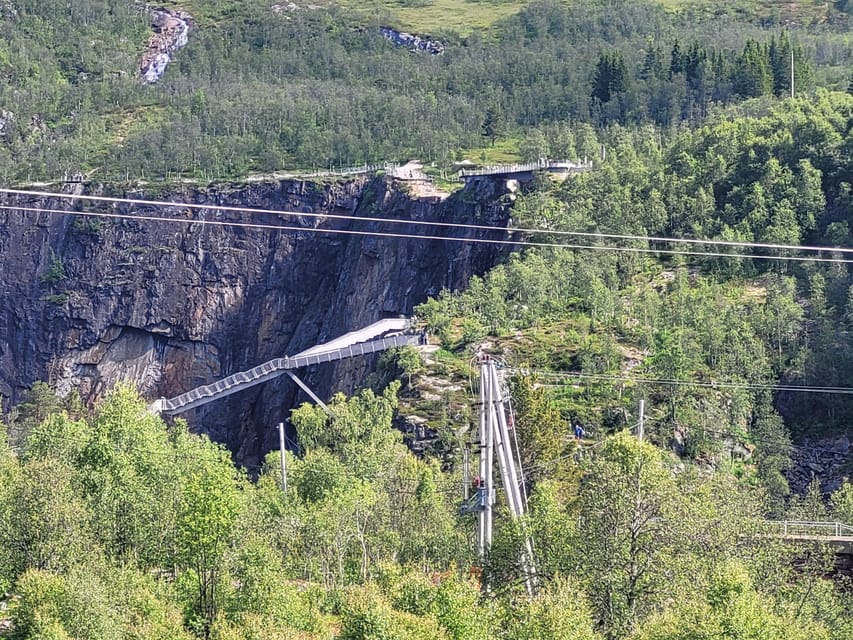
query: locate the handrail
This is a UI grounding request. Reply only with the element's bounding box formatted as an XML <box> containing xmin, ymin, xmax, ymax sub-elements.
<box><xmin>152</xmin><ymin>331</ymin><xmax>421</xmax><ymax>415</ymax></box>
<box><xmin>459</xmin><ymin>159</ymin><xmax>593</xmax><ymax>178</ymax></box>
<box><xmin>766</xmin><ymin>520</ymin><xmax>853</xmax><ymax>538</ymax></box>
<box><xmin>298</xmin><ymin>162</ymin><xmax>399</xmax><ymax>178</ymax></box>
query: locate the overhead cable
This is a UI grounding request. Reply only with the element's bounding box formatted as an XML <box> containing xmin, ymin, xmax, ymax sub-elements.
<box><xmin>511</xmin><ymin>369</ymin><xmax>853</xmax><ymax>395</ymax></box>
<box><xmin>2</xmin><ymin>186</ymin><xmax>853</xmax><ymax>256</ymax></box>
<box><xmin>3</xmin><ymin>203</ymin><xmax>853</xmax><ymax>264</ymax></box>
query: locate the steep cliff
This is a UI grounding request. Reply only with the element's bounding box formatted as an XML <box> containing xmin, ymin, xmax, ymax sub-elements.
<box><xmin>0</xmin><ymin>176</ymin><xmax>511</xmax><ymax>468</ymax></box>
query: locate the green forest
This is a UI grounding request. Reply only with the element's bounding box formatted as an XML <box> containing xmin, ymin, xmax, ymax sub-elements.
<box><xmin>1</xmin><ymin>379</ymin><xmax>852</xmax><ymax>640</ymax></box>
<box><xmin>4</xmin><ymin>0</ymin><xmax>853</xmax><ymax>638</ymax></box>
<box><xmin>1</xmin><ymin>0</ymin><xmax>853</xmax><ymax>180</ymax></box>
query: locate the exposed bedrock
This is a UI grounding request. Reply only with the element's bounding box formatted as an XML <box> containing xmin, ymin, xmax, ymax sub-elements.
<box><xmin>0</xmin><ymin>176</ymin><xmax>511</xmax><ymax>468</ymax></box>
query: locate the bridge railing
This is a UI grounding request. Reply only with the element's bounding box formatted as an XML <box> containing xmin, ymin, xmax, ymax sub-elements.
<box><xmin>459</xmin><ymin>159</ymin><xmax>593</xmax><ymax>178</ymax></box>
<box><xmin>766</xmin><ymin>520</ymin><xmax>853</xmax><ymax>538</ymax></box>
<box><xmin>154</xmin><ymin>332</ymin><xmax>421</xmax><ymax>415</ymax></box>
<box><xmin>298</xmin><ymin>163</ymin><xmax>399</xmax><ymax>178</ymax></box>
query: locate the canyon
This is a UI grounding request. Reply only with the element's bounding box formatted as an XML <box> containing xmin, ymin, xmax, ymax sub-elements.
<box><xmin>0</xmin><ymin>175</ymin><xmax>511</xmax><ymax>468</ymax></box>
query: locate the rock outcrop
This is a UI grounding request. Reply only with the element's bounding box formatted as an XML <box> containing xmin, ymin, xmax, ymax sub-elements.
<box><xmin>0</xmin><ymin>176</ymin><xmax>511</xmax><ymax>469</ymax></box>
<box><xmin>380</xmin><ymin>27</ymin><xmax>444</xmax><ymax>55</ymax></box>
<box><xmin>786</xmin><ymin>435</ymin><xmax>851</xmax><ymax>494</ymax></box>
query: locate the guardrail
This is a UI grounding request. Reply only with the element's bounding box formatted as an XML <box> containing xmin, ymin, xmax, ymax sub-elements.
<box><xmin>298</xmin><ymin>163</ymin><xmax>398</xmax><ymax>178</ymax></box>
<box><xmin>767</xmin><ymin>520</ymin><xmax>853</xmax><ymax>538</ymax></box>
<box><xmin>154</xmin><ymin>332</ymin><xmax>420</xmax><ymax>415</ymax></box>
<box><xmin>459</xmin><ymin>159</ymin><xmax>593</xmax><ymax>178</ymax></box>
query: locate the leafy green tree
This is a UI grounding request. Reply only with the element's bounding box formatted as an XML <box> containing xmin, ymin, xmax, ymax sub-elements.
<box><xmin>788</xmin><ymin>478</ymin><xmax>828</xmax><ymax>521</ymax></box>
<box><xmin>225</xmin><ymin>537</ymin><xmax>323</xmax><ymax>635</ymax></box>
<box><xmin>503</xmin><ymin>576</ymin><xmax>601</xmax><ymax>640</ymax></box>
<box><xmin>22</xmin><ymin>408</ymin><xmax>91</xmax><ymax>464</ymax></box>
<box><xmin>339</xmin><ymin>584</ymin><xmax>449</xmax><ymax>640</ymax></box>
<box><xmin>573</xmin><ymin>433</ymin><xmax>685</xmax><ymax>638</ymax></box>
<box><xmin>831</xmin><ymin>481</ymin><xmax>853</xmax><ymax>523</ymax></box>
<box><xmin>7</xmin><ymin>381</ymin><xmax>66</xmax><ymax>449</ymax></box>
<box><xmin>509</xmin><ymin>375</ymin><xmax>575</xmax><ymax>486</ymax></box>
<box><xmin>750</xmin><ymin>397</ymin><xmax>791</xmax><ymax>516</ymax></box>
<box><xmin>519</xmin><ymin>129</ymin><xmax>551</xmax><ymax>162</ymax></box>
<box><xmin>291</xmin><ymin>383</ymin><xmax>402</xmax><ymax>479</ymax></box>
<box><xmin>384</xmin><ymin>454</ymin><xmax>465</xmax><ymax>569</ymax></box>
<box><xmin>13</xmin><ymin>565</ymin><xmax>192</xmax><ymax>640</ymax></box>
<box><xmin>632</xmin><ymin>560</ymin><xmax>830</xmax><ymax>640</ymax></box>
<box><xmin>175</xmin><ymin>429</ymin><xmax>245</xmax><ymax>635</ymax></box>
<box><xmin>80</xmin><ymin>385</ymin><xmax>181</xmax><ymax>569</ymax></box>
<box><xmin>431</xmin><ymin>574</ymin><xmax>493</xmax><ymax>640</ymax></box>
<box><xmin>647</xmin><ymin>325</ymin><xmax>698</xmax><ymax>421</ymax></box>
<box><xmin>12</xmin><ymin>568</ymin><xmax>120</xmax><ymax>640</ymax></box>
<box><xmin>522</xmin><ymin>480</ymin><xmax>577</xmax><ymax>585</ymax></box>
<box><xmin>9</xmin><ymin>456</ymin><xmax>96</xmax><ymax>575</ymax></box>
<box><xmin>396</xmin><ymin>345</ymin><xmax>424</xmax><ymax>387</ymax></box>
<box><xmin>0</xmin><ymin>432</ymin><xmax>19</xmax><ymax>594</ymax></box>
<box><xmin>760</xmin><ymin>275</ymin><xmax>802</xmax><ymax>370</ymax></box>
<box><xmin>571</xmin><ymin>433</ymin><xmax>764</xmax><ymax>639</ymax></box>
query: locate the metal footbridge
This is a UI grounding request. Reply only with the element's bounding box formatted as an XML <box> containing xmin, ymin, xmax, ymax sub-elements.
<box><xmin>767</xmin><ymin>520</ymin><xmax>853</xmax><ymax>550</ymax></box>
<box><xmin>150</xmin><ymin>318</ymin><xmax>420</xmax><ymax>415</ymax></box>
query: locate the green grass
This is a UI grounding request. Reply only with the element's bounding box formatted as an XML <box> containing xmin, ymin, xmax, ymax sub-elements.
<box><xmin>373</xmin><ymin>0</ymin><xmax>528</xmax><ymax>35</ymax></box>
<box><xmin>461</xmin><ymin>136</ymin><xmax>523</xmax><ymax>164</ymax></box>
<box><xmin>657</xmin><ymin>0</ymin><xmax>834</xmax><ymax>22</ymax></box>
<box><xmin>157</xmin><ymin>0</ymin><xmax>839</xmax><ymax>34</ymax></box>
<box><xmin>350</xmin><ymin>0</ymin><xmax>837</xmax><ymax>35</ymax></box>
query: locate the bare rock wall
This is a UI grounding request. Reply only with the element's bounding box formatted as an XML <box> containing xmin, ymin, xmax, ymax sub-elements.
<box><xmin>0</xmin><ymin>176</ymin><xmax>510</xmax><ymax>468</ymax></box>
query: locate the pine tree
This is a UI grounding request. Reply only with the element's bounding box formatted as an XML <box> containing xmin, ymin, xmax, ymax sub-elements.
<box><xmin>640</xmin><ymin>42</ymin><xmax>665</xmax><ymax>80</ymax></box>
<box><xmin>670</xmin><ymin>39</ymin><xmax>685</xmax><ymax>77</ymax></box>
<box><xmin>732</xmin><ymin>39</ymin><xmax>773</xmax><ymax>98</ymax></box>
<box><xmin>591</xmin><ymin>50</ymin><xmax>628</xmax><ymax>104</ymax></box>
<box><xmin>481</xmin><ymin>105</ymin><xmax>505</xmax><ymax>146</ymax></box>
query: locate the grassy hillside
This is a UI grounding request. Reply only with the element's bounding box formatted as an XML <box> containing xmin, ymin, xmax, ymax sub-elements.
<box><xmin>160</xmin><ymin>0</ymin><xmax>841</xmax><ymax>34</ymax></box>
<box><xmin>382</xmin><ymin>0</ymin><xmax>840</xmax><ymax>34</ymax></box>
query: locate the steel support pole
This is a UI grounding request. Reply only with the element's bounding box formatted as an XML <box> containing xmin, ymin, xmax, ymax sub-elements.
<box><xmin>284</xmin><ymin>370</ymin><xmax>332</xmax><ymax>416</ymax></box>
<box><xmin>484</xmin><ymin>364</ymin><xmax>494</xmax><ymax>553</ymax></box>
<box><xmin>477</xmin><ymin>359</ymin><xmax>489</xmax><ymax>559</ymax></box>
<box><xmin>489</xmin><ymin>363</ymin><xmax>536</xmax><ymax>595</ymax></box>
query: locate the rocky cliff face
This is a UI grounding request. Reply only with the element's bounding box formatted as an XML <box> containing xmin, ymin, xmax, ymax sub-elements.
<box><xmin>0</xmin><ymin>176</ymin><xmax>511</xmax><ymax>468</ymax></box>
<box><xmin>787</xmin><ymin>435</ymin><xmax>851</xmax><ymax>495</ymax></box>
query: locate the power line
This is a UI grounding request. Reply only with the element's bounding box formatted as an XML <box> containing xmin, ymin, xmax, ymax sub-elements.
<box><xmin>3</xmin><ymin>186</ymin><xmax>853</xmax><ymax>257</ymax></box>
<box><xmin>509</xmin><ymin>368</ymin><xmax>853</xmax><ymax>396</ymax></box>
<box><xmin>4</xmin><ymin>203</ymin><xmax>853</xmax><ymax>265</ymax></box>
<box><xmin>516</xmin><ymin>422</ymin><xmax>844</xmax><ymax>481</ymax></box>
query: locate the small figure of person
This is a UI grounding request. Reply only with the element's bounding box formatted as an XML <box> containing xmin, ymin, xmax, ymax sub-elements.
<box><xmin>574</xmin><ymin>421</ymin><xmax>586</xmax><ymax>441</ymax></box>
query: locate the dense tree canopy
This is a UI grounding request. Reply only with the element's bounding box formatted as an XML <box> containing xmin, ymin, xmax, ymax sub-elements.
<box><xmin>3</xmin><ymin>374</ymin><xmax>851</xmax><ymax>639</ymax></box>
<box><xmin>0</xmin><ymin>0</ymin><xmax>848</xmax><ymax>181</ymax></box>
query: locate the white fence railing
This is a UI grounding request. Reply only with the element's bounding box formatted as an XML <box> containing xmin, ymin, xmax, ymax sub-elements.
<box><xmin>459</xmin><ymin>158</ymin><xmax>593</xmax><ymax>178</ymax></box>
<box><xmin>298</xmin><ymin>163</ymin><xmax>399</xmax><ymax>178</ymax></box>
<box><xmin>767</xmin><ymin>520</ymin><xmax>853</xmax><ymax>538</ymax></box>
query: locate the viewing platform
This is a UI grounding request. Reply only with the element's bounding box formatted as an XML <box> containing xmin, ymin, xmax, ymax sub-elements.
<box><xmin>458</xmin><ymin>158</ymin><xmax>593</xmax><ymax>185</ymax></box>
